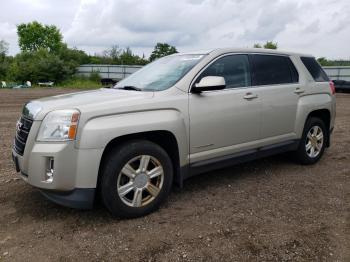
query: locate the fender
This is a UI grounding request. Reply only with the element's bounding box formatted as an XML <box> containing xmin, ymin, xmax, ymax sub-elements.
<box><xmin>77</xmin><ymin>109</ymin><xmax>189</xmax><ymax>167</ymax></box>
<box><xmin>295</xmin><ymin>93</ymin><xmax>333</xmax><ymax>137</ymax></box>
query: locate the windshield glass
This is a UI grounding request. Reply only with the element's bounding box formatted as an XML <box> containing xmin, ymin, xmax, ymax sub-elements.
<box><xmin>114</xmin><ymin>54</ymin><xmax>206</xmax><ymax>91</ymax></box>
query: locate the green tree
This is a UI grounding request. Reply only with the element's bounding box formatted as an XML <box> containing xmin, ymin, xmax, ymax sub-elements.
<box><xmin>0</xmin><ymin>40</ymin><xmax>10</xmax><ymax>79</ymax></box>
<box><xmin>103</xmin><ymin>45</ymin><xmax>122</xmax><ymax>61</ymax></box>
<box><xmin>120</xmin><ymin>47</ymin><xmax>134</xmax><ymax>64</ymax></box>
<box><xmin>120</xmin><ymin>47</ymin><xmax>148</xmax><ymax>65</ymax></box>
<box><xmin>17</xmin><ymin>21</ymin><xmax>63</xmax><ymax>53</ymax></box>
<box><xmin>317</xmin><ymin>57</ymin><xmax>350</xmax><ymax>66</ymax></box>
<box><xmin>263</xmin><ymin>41</ymin><xmax>278</xmax><ymax>50</ymax></box>
<box><xmin>58</xmin><ymin>44</ymin><xmax>90</xmax><ymax>65</ymax></box>
<box><xmin>7</xmin><ymin>50</ymin><xmax>76</xmax><ymax>83</ymax></box>
<box><xmin>0</xmin><ymin>40</ymin><xmax>9</xmax><ymax>57</ymax></box>
<box><xmin>97</xmin><ymin>46</ymin><xmax>149</xmax><ymax>65</ymax></box>
<box><xmin>317</xmin><ymin>57</ymin><xmax>331</xmax><ymax>66</ymax></box>
<box><xmin>9</xmin><ymin>22</ymin><xmax>91</xmax><ymax>83</ymax></box>
<box><xmin>88</xmin><ymin>55</ymin><xmax>104</xmax><ymax>64</ymax></box>
<box><xmin>149</xmin><ymin>43</ymin><xmax>177</xmax><ymax>61</ymax></box>
<box><xmin>253</xmin><ymin>43</ymin><xmax>262</xmax><ymax>48</ymax></box>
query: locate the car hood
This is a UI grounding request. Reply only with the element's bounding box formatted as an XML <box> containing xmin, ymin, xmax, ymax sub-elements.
<box><xmin>24</xmin><ymin>88</ymin><xmax>154</xmax><ymax>120</ymax></box>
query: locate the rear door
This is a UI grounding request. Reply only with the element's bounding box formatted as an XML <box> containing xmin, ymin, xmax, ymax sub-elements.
<box><xmin>250</xmin><ymin>54</ymin><xmax>300</xmax><ymax>144</ymax></box>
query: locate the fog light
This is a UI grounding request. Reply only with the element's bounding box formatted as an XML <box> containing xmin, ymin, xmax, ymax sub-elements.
<box><xmin>45</xmin><ymin>157</ymin><xmax>54</xmax><ymax>183</ymax></box>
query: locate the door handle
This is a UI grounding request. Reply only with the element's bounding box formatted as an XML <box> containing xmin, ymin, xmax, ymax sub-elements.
<box><xmin>243</xmin><ymin>92</ymin><xmax>258</xmax><ymax>100</ymax></box>
<box><xmin>294</xmin><ymin>88</ymin><xmax>305</xmax><ymax>94</ymax></box>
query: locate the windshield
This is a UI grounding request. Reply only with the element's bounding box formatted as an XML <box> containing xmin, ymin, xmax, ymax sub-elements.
<box><xmin>114</xmin><ymin>54</ymin><xmax>206</xmax><ymax>91</ymax></box>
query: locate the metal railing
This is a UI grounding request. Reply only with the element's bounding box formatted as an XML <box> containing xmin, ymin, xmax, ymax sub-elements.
<box><xmin>77</xmin><ymin>64</ymin><xmax>142</xmax><ymax>81</ymax></box>
<box><xmin>323</xmin><ymin>66</ymin><xmax>350</xmax><ymax>81</ymax></box>
<box><xmin>77</xmin><ymin>64</ymin><xmax>350</xmax><ymax>82</ymax></box>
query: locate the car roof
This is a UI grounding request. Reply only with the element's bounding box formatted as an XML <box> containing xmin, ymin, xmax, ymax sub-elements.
<box><xmin>177</xmin><ymin>47</ymin><xmax>313</xmax><ymax>58</ymax></box>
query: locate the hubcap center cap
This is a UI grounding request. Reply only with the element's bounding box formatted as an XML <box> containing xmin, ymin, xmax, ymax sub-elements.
<box><xmin>311</xmin><ymin>136</ymin><xmax>317</xmax><ymax>146</ymax></box>
<box><xmin>134</xmin><ymin>173</ymin><xmax>148</xmax><ymax>188</ymax></box>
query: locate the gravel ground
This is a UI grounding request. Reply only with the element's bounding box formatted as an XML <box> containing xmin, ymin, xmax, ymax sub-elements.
<box><xmin>0</xmin><ymin>88</ymin><xmax>349</xmax><ymax>261</ymax></box>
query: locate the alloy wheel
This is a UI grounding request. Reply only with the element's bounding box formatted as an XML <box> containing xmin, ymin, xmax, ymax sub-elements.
<box><xmin>117</xmin><ymin>155</ymin><xmax>164</xmax><ymax>207</ymax></box>
<box><xmin>305</xmin><ymin>125</ymin><xmax>324</xmax><ymax>158</ymax></box>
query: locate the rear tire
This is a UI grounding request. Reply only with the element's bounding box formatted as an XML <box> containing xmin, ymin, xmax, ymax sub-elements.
<box><xmin>100</xmin><ymin>140</ymin><xmax>173</xmax><ymax>218</ymax></box>
<box><xmin>296</xmin><ymin>117</ymin><xmax>327</xmax><ymax>165</ymax></box>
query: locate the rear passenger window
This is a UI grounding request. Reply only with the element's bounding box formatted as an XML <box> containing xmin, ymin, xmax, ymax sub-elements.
<box><xmin>300</xmin><ymin>57</ymin><xmax>329</xmax><ymax>82</ymax></box>
<box><xmin>198</xmin><ymin>55</ymin><xmax>251</xmax><ymax>89</ymax></box>
<box><xmin>251</xmin><ymin>55</ymin><xmax>299</xmax><ymax>86</ymax></box>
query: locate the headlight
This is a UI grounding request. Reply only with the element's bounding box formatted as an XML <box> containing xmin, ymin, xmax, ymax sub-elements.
<box><xmin>37</xmin><ymin>109</ymin><xmax>80</xmax><ymax>141</ymax></box>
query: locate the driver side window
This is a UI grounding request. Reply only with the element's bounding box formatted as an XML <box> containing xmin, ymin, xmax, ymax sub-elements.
<box><xmin>198</xmin><ymin>54</ymin><xmax>251</xmax><ymax>89</ymax></box>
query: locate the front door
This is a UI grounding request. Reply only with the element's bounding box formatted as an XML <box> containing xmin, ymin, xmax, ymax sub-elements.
<box><xmin>189</xmin><ymin>54</ymin><xmax>262</xmax><ymax>163</ymax></box>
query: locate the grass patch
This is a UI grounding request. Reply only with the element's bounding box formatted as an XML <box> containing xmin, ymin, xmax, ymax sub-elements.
<box><xmin>28</xmin><ymin>74</ymin><xmax>103</xmax><ymax>89</ymax></box>
<box><xmin>2</xmin><ymin>74</ymin><xmax>107</xmax><ymax>90</ymax></box>
<box><xmin>57</xmin><ymin>73</ymin><xmax>103</xmax><ymax>89</ymax></box>
<box><xmin>57</xmin><ymin>79</ymin><xmax>102</xmax><ymax>89</ymax></box>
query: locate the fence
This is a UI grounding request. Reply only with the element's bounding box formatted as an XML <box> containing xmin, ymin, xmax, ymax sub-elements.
<box><xmin>77</xmin><ymin>64</ymin><xmax>350</xmax><ymax>82</ymax></box>
<box><xmin>323</xmin><ymin>66</ymin><xmax>350</xmax><ymax>81</ymax></box>
<box><xmin>77</xmin><ymin>64</ymin><xmax>142</xmax><ymax>81</ymax></box>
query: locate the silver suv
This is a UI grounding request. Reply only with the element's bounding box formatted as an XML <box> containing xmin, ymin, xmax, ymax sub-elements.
<box><xmin>12</xmin><ymin>48</ymin><xmax>336</xmax><ymax>218</ymax></box>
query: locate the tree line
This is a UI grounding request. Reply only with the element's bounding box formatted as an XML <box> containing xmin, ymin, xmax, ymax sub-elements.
<box><xmin>0</xmin><ymin>21</ymin><xmax>349</xmax><ymax>85</ymax></box>
<box><xmin>0</xmin><ymin>21</ymin><xmax>178</xmax><ymax>84</ymax></box>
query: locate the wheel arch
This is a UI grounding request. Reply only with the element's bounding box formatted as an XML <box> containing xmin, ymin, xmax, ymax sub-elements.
<box><xmin>305</xmin><ymin>109</ymin><xmax>331</xmax><ymax>147</ymax></box>
<box><xmin>97</xmin><ymin>130</ymin><xmax>183</xmax><ymax>193</ymax></box>
<box><xmin>296</xmin><ymin>94</ymin><xmax>333</xmax><ymax>148</ymax></box>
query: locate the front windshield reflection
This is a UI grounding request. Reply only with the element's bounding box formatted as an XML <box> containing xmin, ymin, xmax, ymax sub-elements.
<box><xmin>114</xmin><ymin>54</ymin><xmax>206</xmax><ymax>91</ymax></box>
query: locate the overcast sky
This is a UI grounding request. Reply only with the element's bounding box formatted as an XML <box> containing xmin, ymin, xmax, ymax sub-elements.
<box><xmin>0</xmin><ymin>0</ymin><xmax>349</xmax><ymax>59</ymax></box>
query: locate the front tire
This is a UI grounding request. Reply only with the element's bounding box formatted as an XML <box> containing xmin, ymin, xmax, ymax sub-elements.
<box><xmin>100</xmin><ymin>140</ymin><xmax>173</xmax><ymax>218</ymax></box>
<box><xmin>296</xmin><ymin>117</ymin><xmax>327</xmax><ymax>165</ymax></box>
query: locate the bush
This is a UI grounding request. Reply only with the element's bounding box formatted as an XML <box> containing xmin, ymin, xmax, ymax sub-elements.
<box><xmin>58</xmin><ymin>75</ymin><xmax>101</xmax><ymax>89</ymax></box>
<box><xmin>58</xmin><ymin>44</ymin><xmax>90</xmax><ymax>65</ymax></box>
<box><xmin>0</xmin><ymin>56</ymin><xmax>13</xmax><ymax>80</ymax></box>
<box><xmin>7</xmin><ymin>50</ymin><xmax>73</xmax><ymax>83</ymax></box>
<box><xmin>6</xmin><ymin>47</ymin><xmax>83</xmax><ymax>83</ymax></box>
<box><xmin>4</xmin><ymin>41</ymin><xmax>92</xmax><ymax>84</ymax></box>
<box><xmin>89</xmin><ymin>71</ymin><xmax>101</xmax><ymax>82</ymax></box>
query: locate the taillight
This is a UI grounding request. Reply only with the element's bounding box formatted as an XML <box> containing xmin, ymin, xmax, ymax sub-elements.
<box><xmin>329</xmin><ymin>81</ymin><xmax>336</xmax><ymax>95</ymax></box>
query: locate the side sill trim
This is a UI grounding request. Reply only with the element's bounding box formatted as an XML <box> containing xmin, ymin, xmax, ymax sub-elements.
<box><xmin>184</xmin><ymin>139</ymin><xmax>300</xmax><ymax>180</ymax></box>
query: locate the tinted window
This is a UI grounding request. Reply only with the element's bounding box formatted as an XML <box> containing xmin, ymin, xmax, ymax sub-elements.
<box><xmin>251</xmin><ymin>55</ymin><xmax>298</xmax><ymax>86</ymax></box>
<box><xmin>301</xmin><ymin>57</ymin><xmax>329</xmax><ymax>82</ymax></box>
<box><xmin>288</xmin><ymin>59</ymin><xmax>299</xmax><ymax>83</ymax></box>
<box><xmin>198</xmin><ymin>55</ymin><xmax>251</xmax><ymax>89</ymax></box>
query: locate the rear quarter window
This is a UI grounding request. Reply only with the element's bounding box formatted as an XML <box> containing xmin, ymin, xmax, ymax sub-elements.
<box><xmin>251</xmin><ymin>54</ymin><xmax>299</xmax><ymax>86</ymax></box>
<box><xmin>300</xmin><ymin>57</ymin><xmax>329</xmax><ymax>82</ymax></box>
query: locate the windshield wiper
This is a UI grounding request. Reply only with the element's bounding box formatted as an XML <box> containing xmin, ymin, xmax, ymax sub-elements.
<box><xmin>116</xmin><ymin>85</ymin><xmax>142</xmax><ymax>91</ymax></box>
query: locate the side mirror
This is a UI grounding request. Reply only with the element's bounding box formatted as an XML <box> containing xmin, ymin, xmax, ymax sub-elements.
<box><xmin>192</xmin><ymin>76</ymin><xmax>226</xmax><ymax>93</ymax></box>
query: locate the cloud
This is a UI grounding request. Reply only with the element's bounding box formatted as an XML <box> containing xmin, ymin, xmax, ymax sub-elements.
<box><xmin>0</xmin><ymin>0</ymin><xmax>81</xmax><ymax>54</ymax></box>
<box><xmin>0</xmin><ymin>22</ymin><xmax>18</xmax><ymax>54</ymax></box>
<box><xmin>0</xmin><ymin>0</ymin><xmax>349</xmax><ymax>59</ymax></box>
<box><xmin>275</xmin><ymin>0</ymin><xmax>350</xmax><ymax>58</ymax></box>
<box><xmin>65</xmin><ymin>0</ymin><xmax>269</xmax><ymax>50</ymax></box>
<box><xmin>243</xmin><ymin>1</ymin><xmax>298</xmax><ymax>41</ymax></box>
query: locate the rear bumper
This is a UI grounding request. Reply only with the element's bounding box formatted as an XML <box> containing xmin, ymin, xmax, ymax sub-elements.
<box><xmin>39</xmin><ymin>188</ymin><xmax>95</xmax><ymax>209</ymax></box>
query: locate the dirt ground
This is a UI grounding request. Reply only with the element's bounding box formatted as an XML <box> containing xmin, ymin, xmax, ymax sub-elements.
<box><xmin>0</xmin><ymin>88</ymin><xmax>349</xmax><ymax>262</ymax></box>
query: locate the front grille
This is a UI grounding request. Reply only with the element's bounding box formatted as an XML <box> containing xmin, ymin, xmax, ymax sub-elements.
<box><xmin>14</xmin><ymin>116</ymin><xmax>33</xmax><ymax>155</ymax></box>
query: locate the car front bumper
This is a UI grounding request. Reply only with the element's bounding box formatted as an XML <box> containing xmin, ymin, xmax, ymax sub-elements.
<box><xmin>39</xmin><ymin>188</ymin><xmax>95</xmax><ymax>209</ymax></box>
<box><xmin>11</xmin><ymin>140</ymin><xmax>102</xmax><ymax>209</ymax></box>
